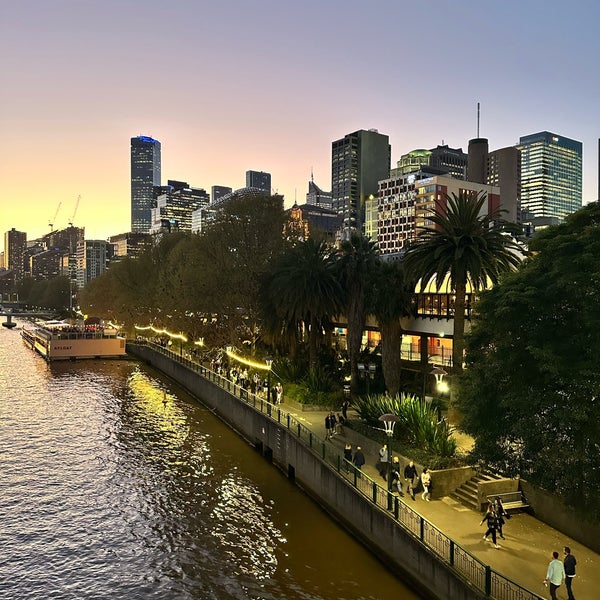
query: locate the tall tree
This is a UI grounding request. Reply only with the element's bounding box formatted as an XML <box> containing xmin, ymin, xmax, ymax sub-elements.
<box><xmin>261</xmin><ymin>238</ymin><xmax>343</xmax><ymax>366</ymax></box>
<box><xmin>403</xmin><ymin>192</ymin><xmax>521</xmax><ymax>372</ymax></box>
<box><xmin>370</xmin><ymin>260</ymin><xmax>415</xmax><ymax>397</ymax></box>
<box><xmin>338</xmin><ymin>233</ymin><xmax>379</xmax><ymax>391</ymax></box>
<box><xmin>457</xmin><ymin>202</ymin><xmax>600</xmax><ymax>515</ymax></box>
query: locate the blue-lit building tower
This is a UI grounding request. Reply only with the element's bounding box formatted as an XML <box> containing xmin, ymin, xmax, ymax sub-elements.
<box><xmin>131</xmin><ymin>135</ymin><xmax>161</xmax><ymax>233</ymax></box>
<box><xmin>517</xmin><ymin>131</ymin><xmax>582</xmax><ymax>220</ymax></box>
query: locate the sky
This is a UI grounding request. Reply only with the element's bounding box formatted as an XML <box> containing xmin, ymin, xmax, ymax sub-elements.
<box><xmin>2</xmin><ymin>0</ymin><xmax>600</xmax><ymax>251</ymax></box>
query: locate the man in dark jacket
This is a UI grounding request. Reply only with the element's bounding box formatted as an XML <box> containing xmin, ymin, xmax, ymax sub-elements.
<box><xmin>353</xmin><ymin>446</ymin><xmax>365</xmax><ymax>471</ymax></box>
<box><xmin>403</xmin><ymin>460</ymin><xmax>418</xmax><ymax>500</ymax></box>
<box><xmin>563</xmin><ymin>546</ymin><xmax>577</xmax><ymax>600</ymax></box>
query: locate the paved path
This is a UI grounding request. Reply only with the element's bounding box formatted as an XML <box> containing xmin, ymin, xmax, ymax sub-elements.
<box><xmin>283</xmin><ymin>402</ymin><xmax>598</xmax><ymax>600</ymax></box>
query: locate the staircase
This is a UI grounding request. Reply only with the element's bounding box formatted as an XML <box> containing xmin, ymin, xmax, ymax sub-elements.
<box><xmin>451</xmin><ymin>470</ymin><xmax>504</xmax><ymax>511</ymax></box>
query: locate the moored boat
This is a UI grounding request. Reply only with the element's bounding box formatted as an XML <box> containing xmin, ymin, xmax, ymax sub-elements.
<box><xmin>21</xmin><ymin>319</ymin><xmax>126</xmax><ymax>361</ymax></box>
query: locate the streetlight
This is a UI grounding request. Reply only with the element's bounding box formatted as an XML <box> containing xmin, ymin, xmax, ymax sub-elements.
<box><xmin>357</xmin><ymin>362</ymin><xmax>376</xmax><ymax>395</ymax></box>
<box><xmin>379</xmin><ymin>413</ymin><xmax>400</xmax><ymax>494</ymax></box>
<box><xmin>430</xmin><ymin>366</ymin><xmax>448</xmax><ymax>420</ymax></box>
<box><xmin>265</xmin><ymin>356</ymin><xmax>273</xmax><ymax>401</ymax></box>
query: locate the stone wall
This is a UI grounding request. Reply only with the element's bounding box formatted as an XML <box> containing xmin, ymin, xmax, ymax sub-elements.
<box><xmin>520</xmin><ymin>481</ymin><xmax>600</xmax><ymax>554</ymax></box>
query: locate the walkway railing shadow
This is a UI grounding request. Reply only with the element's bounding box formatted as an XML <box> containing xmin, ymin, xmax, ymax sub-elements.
<box><xmin>131</xmin><ymin>340</ymin><xmax>542</xmax><ymax>600</ymax></box>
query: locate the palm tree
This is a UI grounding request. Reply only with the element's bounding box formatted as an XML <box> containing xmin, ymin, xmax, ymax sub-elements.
<box><xmin>370</xmin><ymin>260</ymin><xmax>415</xmax><ymax>396</ymax></box>
<box><xmin>261</xmin><ymin>238</ymin><xmax>343</xmax><ymax>366</ymax></box>
<box><xmin>403</xmin><ymin>192</ymin><xmax>522</xmax><ymax>372</ymax></box>
<box><xmin>337</xmin><ymin>233</ymin><xmax>380</xmax><ymax>391</ymax></box>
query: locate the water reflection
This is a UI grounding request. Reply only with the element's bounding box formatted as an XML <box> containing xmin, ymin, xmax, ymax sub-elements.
<box><xmin>0</xmin><ymin>330</ymin><xmax>420</xmax><ymax>599</ymax></box>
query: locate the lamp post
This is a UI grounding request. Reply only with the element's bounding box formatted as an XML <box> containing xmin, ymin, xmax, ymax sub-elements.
<box><xmin>265</xmin><ymin>356</ymin><xmax>273</xmax><ymax>401</ymax></box>
<box><xmin>357</xmin><ymin>362</ymin><xmax>376</xmax><ymax>395</ymax></box>
<box><xmin>379</xmin><ymin>413</ymin><xmax>400</xmax><ymax>494</ymax></box>
<box><xmin>430</xmin><ymin>366</ymin><xmax>448</xmax><ymax>420</ymax></box>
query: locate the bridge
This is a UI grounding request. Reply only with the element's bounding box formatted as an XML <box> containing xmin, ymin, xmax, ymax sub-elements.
<box><xmin>1</xmin><ymin>306</ymin><xmax>58</xmax><ymax>328</ymax></box>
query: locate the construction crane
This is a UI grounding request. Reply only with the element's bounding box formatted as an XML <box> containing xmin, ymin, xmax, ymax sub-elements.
<box><xmin>48</xmin><ymin>201</ymin><xmax>62</xmax><ymax>232</ymax></box>
<box><xmin>68</xmin><ymin>195</ymin><xmax>81</xmax><ymax>227</ymax></box>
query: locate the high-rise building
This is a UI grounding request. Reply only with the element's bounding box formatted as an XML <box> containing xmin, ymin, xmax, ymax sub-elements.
<box><xmin>517</xmin><ymin>131</ymin><xmax>582</xmax><ymax>220</ymax></box>
<box><xmin>306</xmin><ymin>177</ymin><xmax>333</xmax><ymax>209</ymax></box>
<box><xmin>131</xmin><ymin>135</ymin><xmax>161</xmax><ymax>233</ymax></box>
<box><xmin>211</xmin><ymin>185</ymin><xmax>232</xmax><ymax>205</ymax></box>
<box><xmin>246</xmin><ymin>170</ymin><xmax>271</xmax><ymax>192</ymax></box>
<box><xmin>331</xmin><ymin>129</ymin><xmax>391</xmax><ymax>236</ymax></box>
<box><xmin>376</xmin><ymin>173</ymin><xmax>500</xmax><ymax>258</ymax></box>
<box><xmin>486</xmin><ymin>147</ymin><xmax>521</xmax><ymax>224</ymax></box>
<box><xmin>76</xmin><ymin>240</ymin><xmax>113</xmax><ymax>288</ymax></box>
<box><xmin>150</xmin><ymin>180</ymin><xmax>210</xmax><ymax>234</ymax></box>
<box><xmin>4</xmin><ymin>228</ymin><xmax>27</xmax><ymax>281</ymax></box>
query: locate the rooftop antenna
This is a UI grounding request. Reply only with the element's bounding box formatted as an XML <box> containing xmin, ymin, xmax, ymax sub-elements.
<box><xmin>310</xmin><ymin>167</ymin><xmax>314</xmax><ymax>183</ymax></box>
<box><xmin>477</xmin><ymin>102</ymin><xmax>480</xmax><ymax>138</ymax></box>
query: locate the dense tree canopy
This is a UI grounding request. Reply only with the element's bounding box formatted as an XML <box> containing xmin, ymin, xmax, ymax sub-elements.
<box><xmin>457</xmin><ymin>202</ymin><xmax>600</xmax><ymax>514</ymax></box>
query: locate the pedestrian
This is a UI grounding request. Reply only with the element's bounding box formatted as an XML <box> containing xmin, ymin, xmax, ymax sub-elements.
<box><xmin>270</xmin><ymin>384</ymin><xmax>278</xmax><ymax>405</ymax></box>
<box><xmin>544</xmin><ymin>550</ymin><xmax>565</xmax><ymax>600</ymax></box>
<box><xmin>390</xmin><ymin>457</ymin><xmax>403</xmax><ymax>495</ymax></box>
<box><xmin>563</xmin><ymin>546</ymin><xmax>576</xmax><ymax>600</ymax></box>
<box><xmin>378</xmin><ymin>444</ymin><xmax>389</xmax><ymax>480</ymax></box>
<box><xmin>341</xmin><ymin>397</ymin><xmax>349</xmax><ymax>421</ymax></box>
<box><xmin>480</xmin><ymin>503</ymin><xmax>500</xmax><ymax>549</ymax></box>
<box><xmin>329</xmin><ymin>412</ymin><xmax>337</xmax><ymax>436</ymax></box>
<box><xmin>493</xmin><ymin>496</ymin><xmax>509</xmax><ymax>539</ymax></box>
<box><xmin>343</xmin><ymin>443</ymin><xmax>352</xmax><ymax>472</ymax></box>
<box><xmin>421</xmin><ymin>467</ymin><xmax>432</xmax><ymax>502</ymax></box>
<box><xmin>353</xmin><ymin>446</ymin><xmax>365</xmax><ymax>472</ymax></box>
<box><xmin>335</xmin><ymin>412</ymin><xmax>344</xmax><ymax>434</ymax></box>
<box><xmin>325</xmin><ymin>413</ymin><xmax>333</xmax><ymax>440</ymax></box>
<box><xmin>275</xmin><ymin>382</ymin><xmax>283</xmax><ymax>404</ymax></box>
<box><xmin>404</xmin><ymin>460</ymin><xmax>418</xmax><ymax>500</ymax></box>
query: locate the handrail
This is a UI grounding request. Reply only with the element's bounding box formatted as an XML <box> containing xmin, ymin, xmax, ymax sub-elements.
<box><xmin>129</xmin><ymin>339</ymin><xmax>543</xmax><ymax>600</ymax></box>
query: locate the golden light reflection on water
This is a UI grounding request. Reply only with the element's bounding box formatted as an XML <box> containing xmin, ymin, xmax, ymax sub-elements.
<box><xmin>210</xmin><ymin>475</ymin><xmax>286</xmax><ymax>581</ymax></box>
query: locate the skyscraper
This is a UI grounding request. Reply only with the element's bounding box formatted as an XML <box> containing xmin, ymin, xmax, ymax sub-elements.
<box><xmin>331</xmin><ymin>129</ymin><xmax>391</xmax><ymax>236</ymax></box>
<box><xmin>246</xmin><ymin>170</ymin><xmax>271</xmax><ymax>192</ymax></box>
<box><xmin>131</xmin><ymin>135</ymin><xmax>161</xmax><ymax>233</ymax></box>
<box><xmin>4</xmin><ymin>228</ymin><xmax>27</xmax><ymax>281</ymax></box>
<box><xmin>517</xmin><ymin>131</ymin><xmax>582</xmax><ymax>220</ymax></box>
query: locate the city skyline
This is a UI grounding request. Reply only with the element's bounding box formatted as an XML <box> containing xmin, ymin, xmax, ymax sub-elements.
<box><xmin>2</xmin><ymin>0</ymin><xmax>600</xmax><ymax>252</ymax></box>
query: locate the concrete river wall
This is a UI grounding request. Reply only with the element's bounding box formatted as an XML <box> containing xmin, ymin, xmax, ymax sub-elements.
<box><xmin>128</xmin><ymin>342</ymin><xmax>542</xmax><ymax>600</ymax></box>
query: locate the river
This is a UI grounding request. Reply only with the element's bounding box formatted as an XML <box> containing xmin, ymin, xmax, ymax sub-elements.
<box><xmin>0</xmin><ymin>324</ymin><xmax>421</xmax><ymax>599</ymax></box>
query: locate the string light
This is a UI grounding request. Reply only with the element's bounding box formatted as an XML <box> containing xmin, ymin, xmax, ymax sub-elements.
<box><xmin>134</xmin><ymin>324</ymin><xmax>188</xmax><ymax>342</ymax></box>
<box><xmin>225</xmin><ymin>348</ymin><xmax>271</xmax><ymax>371</ymax></box>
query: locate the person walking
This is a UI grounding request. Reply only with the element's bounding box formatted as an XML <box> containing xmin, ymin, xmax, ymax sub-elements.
<box><xmin>378</xmin><ymin>444</ymin><xmax>389</xmax><ymax>480</ymax></box>
<box><xmin>324</xmin><ymin>413</ymin><xmax>333</xmax><ymax>440</ymax></box>
<box><xmin>563</xmin><ymin>546</ymin><xmax>577</xmax><ymax>600</ymax></box>
<box><xmin>329</xmin><ymin>412</ymin><xmax>337</xmax><ymax>436</ymax></box>
<box><xmin>341</xmin><ymin>397</ymin><xmax>349</xmax><ymax>421</ymax></box>
<box><xmin>404</xmin><ymin>460</ymin><xmax>418</xmax><ymax>500</ymax></box>
<box><xmin>353</xmin><ymin>446</ymin><xmax>365</xmax><ymax>472</ymax></box>
<box><xmin>275</xmin><ymin>382</ymin><xmax>283</xmax><ymax>404</ymax></box>
<box><xmin>390</xmin><ymin>457</ymin><xmax>403</xmax><ymax>495</ymax></box>
<box><xmin>343</xmin><ymin>443</ymin><xmax>353</xmax><ymax>472</ymax></box>
<box><xmin>421</xmin><ymin>467</ymin><xmax>431</xmax><ymax>501</ymax></box>
<box><xmin>480</xmin><ymin>503</ymin><xmax>500</xmax><ymax>549</ymax></box>
<box><xmin>544</xmin><ymin>550</ymin><xmax>565</xmax><ymax>600</ymax></box>
<box><xmin>493</xmin><ymin>496</ymin><xmax>509</xmax><ymax>540</ymax></box>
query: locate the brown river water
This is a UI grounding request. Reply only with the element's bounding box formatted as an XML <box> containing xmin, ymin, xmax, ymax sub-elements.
<box><xmin>0</xmin><ymin>325</ymin><xmax>421</xmax><ymax>599</ymax></box>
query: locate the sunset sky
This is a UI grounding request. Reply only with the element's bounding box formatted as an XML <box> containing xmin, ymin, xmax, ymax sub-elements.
<box><xmin>2</xmin><ymin>0</ymin><xmax>600</xmax><ymax>252</ymax></box>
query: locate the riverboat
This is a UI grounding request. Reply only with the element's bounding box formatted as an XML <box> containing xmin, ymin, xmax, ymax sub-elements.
<box><xmin>21</xmin><ymin>319</ymin><xmax>126</xmax><ymax>361</ymax></box>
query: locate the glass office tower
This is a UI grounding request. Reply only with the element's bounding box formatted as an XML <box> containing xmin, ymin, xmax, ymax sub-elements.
<box><xmin>517</xmin><ymin>131</ymin><xmax>582</xmax><ymax>220</ymax></box>
<box><xmin>131</xmin><ymin>136</ymin><xmax>161</xmax><ymax>233</ymax></box>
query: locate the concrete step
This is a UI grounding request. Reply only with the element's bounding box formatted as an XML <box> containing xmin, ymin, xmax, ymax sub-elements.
<box><xmin>451</xmin><ymin>489</ymin><xmax>479</xmax><ymax>510</ymax></box>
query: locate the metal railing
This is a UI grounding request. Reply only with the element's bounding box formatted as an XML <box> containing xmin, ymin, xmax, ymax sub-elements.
<box><xmin>129</xmin><ymin>339</ymin><xmax>542</xmax><ymax>600</ymax></box>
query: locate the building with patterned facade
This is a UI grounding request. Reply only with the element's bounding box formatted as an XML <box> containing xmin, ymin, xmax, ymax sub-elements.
<box><xmin>131</xmin><ymin>135</ymin><xmax>161</xmax><ymax>233</ymax></box>
<box><xmin>516</xmin><ymin>131</ymin><xmax>582</xmax><ymax>221</ymax></box>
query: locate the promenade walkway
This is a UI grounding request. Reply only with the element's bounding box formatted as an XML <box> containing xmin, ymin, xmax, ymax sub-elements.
<box><xmin>286</xmin><ymin>402</ymin><xmax>598</xmax><ymax>600</ymax></box>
